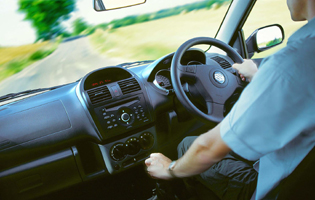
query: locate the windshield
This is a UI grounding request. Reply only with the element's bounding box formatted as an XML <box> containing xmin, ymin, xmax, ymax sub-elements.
<box><xmin>0</xmin><ymin>0</ymin><xmax>231</xmax><ymax>96</ymax></box>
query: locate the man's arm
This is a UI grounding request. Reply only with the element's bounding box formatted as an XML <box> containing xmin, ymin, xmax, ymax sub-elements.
<box><xmin>145</xmin><ymin>123</ymin><xmax>231</xmax><ymax>179</ymax></box>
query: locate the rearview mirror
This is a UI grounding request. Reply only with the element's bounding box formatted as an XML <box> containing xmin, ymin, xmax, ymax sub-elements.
<box><xmin>94</xmin><ymin>0</ymin><xmax>146</xmax><ymax>11</ymax></box>
<box><xmin>246</xmin><ymin>24</ymin><xmax>284</xmax><ymax>58</ymax></box>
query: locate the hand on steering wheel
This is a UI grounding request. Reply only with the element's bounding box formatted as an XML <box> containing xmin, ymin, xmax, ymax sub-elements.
<box><xmin>171</xmin><ymin>37</ymin><xmax>246</xmax><ymax>123</ymax></box>
<box><xmin>232</xmin><ymin>59</ymin><xmax>258</xmax><ymax>82</ymax></box>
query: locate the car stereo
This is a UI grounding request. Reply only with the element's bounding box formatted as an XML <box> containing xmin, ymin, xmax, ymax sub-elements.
<box><xmin>93</xmin><ymin>94</ymin><xmax>152</xmax><ymax>139</ymax></box>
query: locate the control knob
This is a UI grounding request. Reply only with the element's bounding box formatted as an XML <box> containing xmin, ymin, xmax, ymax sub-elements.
<box><xmin>121</xmin><ymin>113</ymin><xmax>130</xmax><ymax>122</ymax></box>
<box><xmin>125</xmin><ymin>137</ymin><xmax>140</xmax><ymax>155</ymax></box>
<box><xmin>110</xmin><ymin>143</ymin><xmax>126</xmax><ymax>161</ymax></box>
<box><xmin>139</xmin><ymin>132</ymin><xmax>154</xmax><ymax>150</ymax></box>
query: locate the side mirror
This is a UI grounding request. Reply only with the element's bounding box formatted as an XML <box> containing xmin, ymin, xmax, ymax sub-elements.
<box><xmin>94</xmin><ymin>0</ymin><xmax>146</xmax><ymax>11</ymax></box>
<box><xmin>246</xmin><ymin>24</ymin><xmax>284</xmax><ymax>58</ymax></box>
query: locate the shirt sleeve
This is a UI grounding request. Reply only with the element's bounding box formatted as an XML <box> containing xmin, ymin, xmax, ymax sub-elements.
<box><xmin>220</xmin><ymin>55</ymin><xmax>309</xmax><ymax>161</ymax></box>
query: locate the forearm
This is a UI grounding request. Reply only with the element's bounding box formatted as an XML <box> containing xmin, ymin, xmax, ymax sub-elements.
<box><xmin>171</xmin><ymin>123</ymin><xmax>231</xmax><ymax>178</ymax></box>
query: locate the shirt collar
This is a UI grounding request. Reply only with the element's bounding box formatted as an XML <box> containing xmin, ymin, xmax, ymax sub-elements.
<box><xmin>288</xmin><ymin>17</ymin><xmax>315</xmax><ymax>42</ymax></box>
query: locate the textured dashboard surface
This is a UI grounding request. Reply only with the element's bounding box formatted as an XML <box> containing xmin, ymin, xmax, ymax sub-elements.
<box><xmin>0</xmin><ymin>101</ymin><xmax>71</xmax><ymax>151</ymax></box>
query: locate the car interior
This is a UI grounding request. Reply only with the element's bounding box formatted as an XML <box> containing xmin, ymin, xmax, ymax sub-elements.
<box><xmin>0</xmin><ymin>0</ymin><xmax>314</xmax><ymax>199</ymax></box>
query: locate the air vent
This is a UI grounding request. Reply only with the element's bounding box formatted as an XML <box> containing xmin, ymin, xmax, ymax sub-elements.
<box><xmin>118</xmin><ymin>78</ymin><xmax>141</xmax><ymax>95</ymax></box>
<box><xmin>87</xmin><ymin>86</ymin><xmax>112</xmax><ymax>104</ymax></box>
<box><xmin>211</xmin><ymin>56</ymin><xmax>231</xmax><ymax>69</ymax></box>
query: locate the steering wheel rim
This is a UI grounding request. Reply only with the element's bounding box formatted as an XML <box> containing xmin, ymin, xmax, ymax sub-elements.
<box><xmin>171</xmin><ymin>37</ymin><xmax>244</xmax><ymax>123</ymax></box>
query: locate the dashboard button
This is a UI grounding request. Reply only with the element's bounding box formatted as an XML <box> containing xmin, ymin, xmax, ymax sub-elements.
<box><xmin>104</xmin><ymin>116</ymin><xmax>110</xmax><ymax>119</ymax></box>
<box><xmin>112</xmin><ymin>119</ymin><xmax>116</xmax><ymax>122</ymax></box>
<box><xmin>114</xmin><ymin>124</ymin><xmax>118</xmax><ymax>127</ymax></box>
<box><xmin>110</xmin><ymin>114</ymin><xmax>115</xmax><ymax>118</ymax></box>
<box><xmin>107</xmin><ymin>125</ymin><xmax>113</xmax><ymax>129</ymax></box>
<box><xmin>111</xmin><ymin>86</ymin><xmax>121</xmax><ymax>97</ymax></box>
<box><xmin>107</xmin><ymin>121</ymin><xmax>111</xmax><ymax>124</ymax></box>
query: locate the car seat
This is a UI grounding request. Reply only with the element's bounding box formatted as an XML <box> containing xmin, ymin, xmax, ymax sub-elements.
<box><xmin>265</xmin><ymin>145</ymin><xmax>315</xmax><ymax>200</ymax></box>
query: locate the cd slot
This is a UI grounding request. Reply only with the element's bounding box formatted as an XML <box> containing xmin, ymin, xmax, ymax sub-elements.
<box><xmin>105</xmin><ymin>97</ymin><xmax>139</xmax><ymax>112</ymax></box>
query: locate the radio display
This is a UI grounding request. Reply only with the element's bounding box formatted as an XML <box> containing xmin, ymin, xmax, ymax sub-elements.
<box><xmin>84</xmin><ymin>68</ymin><xmax>132</xmax><ymax>90</ymax></box>
<box><xmin>91</xmin><ymin>79</ymin><xmax>112</xmax><ymax>88</ymax></box>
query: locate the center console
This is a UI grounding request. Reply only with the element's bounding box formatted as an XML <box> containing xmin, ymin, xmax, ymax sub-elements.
<box><xmin>77</xmin><ymin>66</ymin><xmax>156</xmax><ymax>174</ymax></box>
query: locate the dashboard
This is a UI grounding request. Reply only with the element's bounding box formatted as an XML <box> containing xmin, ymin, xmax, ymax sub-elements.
<box><xmin>0</xmin><ymin>49</ymin><xmax>237</xmax><ymax>200</ymax></box>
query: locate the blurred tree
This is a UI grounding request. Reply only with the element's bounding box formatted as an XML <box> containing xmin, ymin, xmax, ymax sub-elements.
<box><xmin>72</xmin><ymin>18</ymin><xmax>89</xmax><ymax>35</ymax></box>
<box><xmin>18</xmin><ymin>0</ymin><xmax>75</xmax><ymax>41</ymax></box>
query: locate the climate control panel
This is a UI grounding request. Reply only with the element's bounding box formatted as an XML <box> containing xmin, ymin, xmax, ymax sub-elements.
<box><xmin>110</xmin><ymin>132</ymin><xmax>154</xmax><ymax>161</ymax></box>
<box><xmin>99</xmin><ymin>127</ymin><xmax>156</xmax><ymax>174</ymax></box>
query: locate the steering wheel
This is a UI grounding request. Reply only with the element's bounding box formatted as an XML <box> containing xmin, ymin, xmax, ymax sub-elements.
<box><xmin>171</xmin><ymin>37</ymin><xmax>245</xmax><ymax>123</ymax></box>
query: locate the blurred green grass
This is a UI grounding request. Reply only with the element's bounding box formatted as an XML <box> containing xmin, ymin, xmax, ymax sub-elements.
<box><xmin>29</xmin><ymin>48</ymin><xmax>56</xmax><ymax>61</ymax></box>
<box><xmin>89</xmin><ymin>4</ymin><xmax>230</xmax><ymax>61</ymax></box>
<box><xmin>90</xmin><ymin>0</ymin><xmax>306</xmax><ymax>62</ymax></box>
<box><xmin>0</xmin><ymin>42</ymin><xmax>59</xmax><ymax>82</ymax></box>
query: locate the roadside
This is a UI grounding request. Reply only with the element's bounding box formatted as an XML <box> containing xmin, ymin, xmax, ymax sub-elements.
<box><xmin>89</xmin><ymin>0</ymin><xmax>306</xmax><ymax>62</ymax></box>
<box><xmin>0</xmin><ymin>40</ymin><xmax>60</xmax><ymax>82</ymax></box>
<box><xmin>0</xmin><ymin>37</ymin><xmax>125</xmax><ymax>96</ymax></box>
<box><xmin>88</xmin><ymin>5</ymin><xmax>229</xmax><ymax>61</ymax></box>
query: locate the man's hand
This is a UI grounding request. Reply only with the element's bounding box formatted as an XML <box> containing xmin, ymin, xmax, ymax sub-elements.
<box><xmin>144</xmin><ymin>124</ymin><xmax>231</xmax><ymax>180</ymax></box>
<box><xmin>145</xmin><ymin>153</ymin><xmax>173</xmax><ymax>180</ymax></box>
<box><xmin>232</xmin><ymin>59</ymin><xmax>258</xmax><ymax>82</ymax></box>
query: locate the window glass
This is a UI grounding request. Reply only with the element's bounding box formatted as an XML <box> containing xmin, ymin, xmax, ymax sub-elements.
<box><xmin>0</xmin><ymin>0</ymin><xmax>231</xmax><ymax>96</ymax></box>
<box><xmin>243</xmin><ymin>0</ymin><xmax>307</xmax><ymax>58</ymax></box>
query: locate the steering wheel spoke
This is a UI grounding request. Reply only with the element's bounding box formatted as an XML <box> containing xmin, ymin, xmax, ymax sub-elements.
<box><xmin>206</xmin><ymin>101</ymin><xmax>224</xmax><ymax>119</ymax></box>
<box><xmin>178</xmin><ymin>64</ymin><xmax>200</xmax><ymax>80</ymax></box>
<box><xmin>179</xmin><ymin>64</ymin><xmax>216</xmax><ymax>84</ymax></box>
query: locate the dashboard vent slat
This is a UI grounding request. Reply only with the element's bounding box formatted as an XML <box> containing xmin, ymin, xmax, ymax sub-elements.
<box><xmin>211</xmin><ymin>56</ymin><xmax>231</xmax><ymax>69</ymax></box>
<box><xmin>118</xmin><ymin>78</ymin><xmax>141</xmax><ymax>95</ymax></box>
<box><xmin>87</xmin><ymin>86</ymin><xmax>112</xmax><ymax>104</ymax></box>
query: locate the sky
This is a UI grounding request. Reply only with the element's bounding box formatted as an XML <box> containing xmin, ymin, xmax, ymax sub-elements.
<box><xmin>0</xmin><ymin>0</ymin><xmax>202</xmax><ymax>47</ymax></box>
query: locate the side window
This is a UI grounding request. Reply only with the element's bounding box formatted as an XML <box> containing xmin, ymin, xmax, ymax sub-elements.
<box><xmin>243</xmin><ymin>0</ymin><xmax>306</xmax><ymax>59</ymax></box>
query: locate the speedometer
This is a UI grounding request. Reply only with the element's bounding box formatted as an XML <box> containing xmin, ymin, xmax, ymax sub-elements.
<box><xmin>154</xmin><ymin>70</ymin><xmax>172</xmax><ymax>89</ymax></box>
<box><xmin>156</xmin><ymin>74</ymin><xmax>171</xmax><ymax>87</ymax></box>
<box><xmin>153</xmin><ymin>69</ymin><xmax>172</xmax><ymax>93</ymax></box>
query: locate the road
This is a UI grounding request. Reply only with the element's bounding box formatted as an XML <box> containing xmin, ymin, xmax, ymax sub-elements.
<box><xmin>0</xmin><ymin>37</ymin><xmax>125</xmax><ymax>96</ymax></box>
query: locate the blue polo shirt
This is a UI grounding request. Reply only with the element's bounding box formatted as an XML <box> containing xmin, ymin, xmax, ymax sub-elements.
<box><xmin>220</xmin><ymin>17</ymin><xmax>315</xmax><ymax>200</ymax></box>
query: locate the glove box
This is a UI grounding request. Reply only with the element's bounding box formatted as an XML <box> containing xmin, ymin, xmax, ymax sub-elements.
<box><xmin>0</xmin><ymin>148</ymin><xmax>82</xmax><ymax>200</ymax></box>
